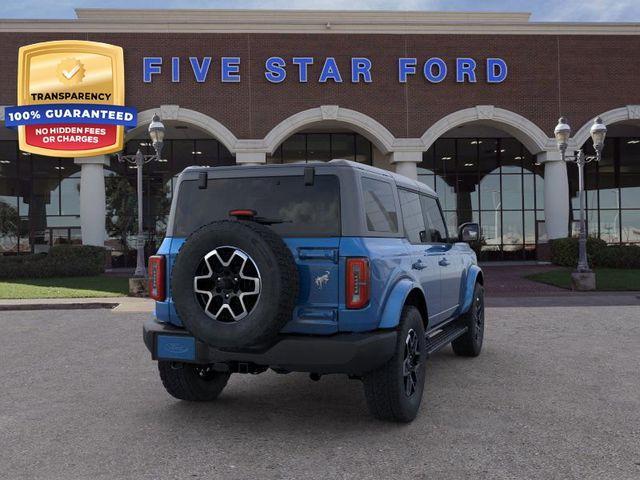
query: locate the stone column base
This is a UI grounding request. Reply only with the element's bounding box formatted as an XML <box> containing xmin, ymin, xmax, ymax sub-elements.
<box><xmin>571</xmin><ymin>271</ymin><xmax>596</xmax><ymax>291</ymax></box>
<box><xmin>129</xmin><ymin>277</ymin><xmax>148</xmax><ymax>297</ymax></box>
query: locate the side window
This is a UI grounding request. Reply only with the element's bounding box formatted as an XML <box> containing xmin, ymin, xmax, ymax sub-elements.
<box><xmin>420</xmin><ymin>195</ymin><xmax>448</xmax><ymax>243</ymax></box>
<box><xmin>361</xmin><ymin>177</ymin><xmax>398</xmax><ymax>233</ymax></box>
<box><xmin>399</xmin><ymin>189</ymin><xmax>426</xmax><ymax>243</ymax></box>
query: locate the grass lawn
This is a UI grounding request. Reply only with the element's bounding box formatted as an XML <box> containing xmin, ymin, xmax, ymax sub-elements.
<box><xmin>0</xmin><ymin>276</ymin><xmax>130</xmax><ymax>299</ymax></box>
<box><xmin>526</xmin><ymin>268</ymin><xmax>640</xmax><ymax>291</ymax></box>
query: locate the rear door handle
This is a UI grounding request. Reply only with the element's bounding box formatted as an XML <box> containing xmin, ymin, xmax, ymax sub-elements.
<box><xmin>438</xmin><ymin>258</ymin><xmax>450</xmax><ymax>267</ymax></box>
<box><xmin>412</xmin><ymin>260</ymin><xmax>426</xmax><ymax>270</ymax></box>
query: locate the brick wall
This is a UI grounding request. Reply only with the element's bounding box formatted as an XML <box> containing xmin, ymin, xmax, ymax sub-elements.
<box><xmin>0</xmin><ymin>32</ymin><xmax>638</xmax><ymax>140</ymax></box>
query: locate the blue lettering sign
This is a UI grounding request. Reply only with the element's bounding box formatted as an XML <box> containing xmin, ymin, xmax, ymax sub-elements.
<box><xmin>456</xmin><ymin>58</ymin><xmax>477</xmax><ymax>83</ymax></box>
<box><xmin>141</xmin><ymin>55</ymin><xmax>508</xmax><ymax>85</ymax></box>
<box><xmin>398</xmin><ymin>58</ymin><xmax>417</xmax><ymax>83</ymax></box>
<box><xmin>487</xmin><ymin>58</ymin><xmax>508</xmax><ymax>83</ymax></box>
<box><xmin>189</xmin><ymin>57</ymin><xmax>211</xmax><ymax>83</ymax></box>
<box><xmin>143</xmin><ymin>57</ymin><xmax>162</xmax><ymax>83</ymax></box>
<box><xmin>351</xmin><ymin>57</ymin><xmax>372</xmax><ymax>83</ymax></box>
<box><xmin>319</xmin><ymin>57</ymin><xmax>342</xmax><ymax>83</ymax></box>
<box><xmin>265</xmin><ymin>56</ymin><xmax>287</xmax><ymax>83</ymax></box>
<box><xmin>424</xmin><ymin>58</ymin><xmax>447</xmax><ymax>83</ymax></box>
<box><xmin>292</xmin><ymin>57</ymin><xmax>313</xmax><ymax>82</ymax></box>
<box><xmin>221</xmin><ymin>57</ymin><xmax>241</xmax><ymax>83</ymax></box>
<box><xmin>171</xmin><ymin>57</ymin><xmax>180</xmax><ymax>83</ymax></box>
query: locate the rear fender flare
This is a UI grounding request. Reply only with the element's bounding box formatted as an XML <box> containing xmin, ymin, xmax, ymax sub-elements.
<box><xmin>459</xmin><ymin>265</ymin><xmax>483</xmax><ymax>314</ymax></box>
<box><xmin>378</xmin><ymin>278</ymin><xmax>424</xmax><ymax>329</ymax></box>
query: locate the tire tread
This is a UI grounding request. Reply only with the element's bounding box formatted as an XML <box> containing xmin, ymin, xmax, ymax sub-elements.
<box><xmin>158</xmin><ymin>361</ymin><xmax>230</xmax><ymax>401</ymax></box>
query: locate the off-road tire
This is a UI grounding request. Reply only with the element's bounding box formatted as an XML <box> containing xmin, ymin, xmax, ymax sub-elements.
<box><xmin>362</xmin><ymin>305</ymin><xmax>427</xmax><ymax>423</ymax></box>
<box><xmin>158</xmin><ymin>361</ymin><xmax>230</xmax><ymax>401</ymax></box>
<box><xmin>171</xmin><ymin>220</ymin><xmax>299</xmax><ymax>349</ymax></box>
<box><xmin>451</xmin><ymin>282</ymin><xmax>485</xmax><ymax>357</ymax></box>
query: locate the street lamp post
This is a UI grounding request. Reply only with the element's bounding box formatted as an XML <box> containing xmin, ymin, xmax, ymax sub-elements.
<box><xmin>117</xmin><ymin>113</ymin><xmax>166</xmax><ymax>277</ymax></box>
<box><xmin>553</xmin><ymin>116</ymin><xmax>607</xmax><ymax>288</ymax></box>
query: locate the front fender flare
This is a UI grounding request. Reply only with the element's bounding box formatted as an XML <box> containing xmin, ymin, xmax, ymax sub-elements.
<box><xmin>378</xmin><ymin>278</ymin><xmax>423</xmax><ymax>329</ymax></box>
<box><xmin>459</xmin><ymin>265</ymin><xmax>483</xmax><ymax>315</ymax></box>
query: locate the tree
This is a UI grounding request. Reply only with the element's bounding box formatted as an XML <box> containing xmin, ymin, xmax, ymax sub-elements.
<box><xmin>0</xmin><ymin>201</ymin><xmax>20</xmax><ymax>252</ymax></box>
<box><xmin>104</xmin><ymin>175</ymin><xmax>172</xmax><ymax>253</ymax></box>
<box><xmin>105</xmin><ymin>176</ymin><xmax>137</xmax><ymax>252</ymax></box>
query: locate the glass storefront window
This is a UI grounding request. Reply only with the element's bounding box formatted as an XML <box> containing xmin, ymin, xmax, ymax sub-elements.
<box><xmin>599</xmin><ymin>209</ymin><xmax>620</xmax><ymax>243</ymax></box>
<box><xmin>417</xmin><ymin>170</ymin><xmax>435</xmax><ymax>190</ymax></box>
<box><xmin>31</xmin><ymin>155</ymin><xmax>59</xmax><ymax>178</ymax></box>
<box><xmin>501</xmin><ymin>175</ymin><xmax>523</xmax><ymax>211</ymax></box>
<box><xmin>500</xmin><ymin>138</ymin><xmax>523</xmax><ymax>174</ymax></box>
<box><xmin>332</xmin><ymin>133</ymin><xmax>355</xmax><ymax>161</ymax></box>
<box><xmin>478</xmin><ymin>139</ymin><xmax>499</xmax><ymax>174</ymax></box>
<box><xmin>421</xmin><ymin>147</ymin><xmax>435</xmax><ymax>171</ymax></box>
<box><xmin>171</xmin><ymin>140</ymin><xmax>196</xmax><ymax>175</ymax></box>
<box><xmin>272</xmin><ymin>132</ymin><xmax>371</xmax><ymax>164</ymax></box>
<box><xmin>0</xmin><ymin>141</ymin><xmax>18</xmax><ymax>178</ymax></box>
<box><xmin>307</xmin><ymin>134</ymin><xmax>331</xmax><ymax>162</ymax></box>
<box><xmin>523</xmin><ymin>174</ymin><xmax>536</xmax><ymax>210</ymax></box>
<box><xmin>436</xmin><ymin>175</ymin><xmax>456</xmax><ymax>211</ymax></box>
<box><xmin>194</xmin><ymin>139</ymin><xmax>219</xmax><ymax>165</ymax></box>
<box><xmin>479</xmin><ymin>175</ymin><xmax>501</xmax><ymax>211</ymax></box>
<box><xmin>502</xmin><ymin>210</ymin><xmax>524</xmax><ymax>248</ymax></box>
<box><xmin>524</xmin><ymin>210</ymin><xmax>536</xmax><ymax>245</ymax></box>
<box><xmin>455</xmin><ymin>175</ymin><xmax>479</xmax><ymax>211</ymax></box>
<box><xmin>434</xmin><ymin>139</ymin><xmax>455</xmax><ymax>176</ymax></box>
<box><xmin>620</xmin><ymin>174</ymin><xmax>640</xmax><ymax>209</ymax></box>
<box><xmin>60</xmin><ymin>177</ymin><xmax>80</xmax><ymax>215</ymax></box>
<box><xmin>456</xmin><ymin>138</ymin><xmax>477</xmax><ymax>173</ymax></box>
<box><xmin>621</xmin><ymin>210</ymin><xmax>640</xmax><ymax>243</ymax></box>
<box><xmin>480</xmin><ymin>210</ymin><xmax>501</xmax><ymax>247</ymax></box>
<box><xmin>282</xmin><ymin>134</ymin><xmax>306</xmax><ymax>163</ymax></box>
<box><xmin>355</xmin><ymin>134</ymin><xmax>372</xmax><ymax>164</ymax></box>
<box><xmin>420</xmin><ymin>136</ymin><xmax>547</xmax><ymax>259</ymax></box>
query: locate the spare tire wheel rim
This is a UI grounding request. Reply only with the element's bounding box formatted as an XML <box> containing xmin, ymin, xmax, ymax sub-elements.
<box><xmin>193</xmin><ymin>246</ymin><xmax>262</xmax><ymax>322</ymax></box>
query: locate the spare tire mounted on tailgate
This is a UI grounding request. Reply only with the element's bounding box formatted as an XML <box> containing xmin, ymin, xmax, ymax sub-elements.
<box><xmin>171</xmin><ymin>220</ymin><xmax>299</xmax><ymax>348</ymax></box>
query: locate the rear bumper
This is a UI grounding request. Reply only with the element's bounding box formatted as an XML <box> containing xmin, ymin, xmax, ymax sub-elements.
<box><xmin>143</xmin><ymin>318</ymin><xmax>396</xmax><ymax>375</ymax></box>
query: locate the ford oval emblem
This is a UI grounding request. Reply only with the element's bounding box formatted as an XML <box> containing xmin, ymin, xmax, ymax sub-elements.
<box><xmin>165</xmin><ymin>342</ymin><xmax>189</xmax><ymax>354</ymax></box>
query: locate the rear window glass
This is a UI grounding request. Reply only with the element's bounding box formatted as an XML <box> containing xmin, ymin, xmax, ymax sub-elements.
<box><xmin>173</xmin><ymin>175</ymin><xmax>341</xmax><ymax>237</ymax></box>
<box><xmin>361</xmin><ymin>177</ymin><xmax>398</xmax><ymax>233</ymax></box>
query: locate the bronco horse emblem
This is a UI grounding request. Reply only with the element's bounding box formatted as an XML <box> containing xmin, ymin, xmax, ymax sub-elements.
<box><xmin>314</xmin><ymin>271</ymin><xmax>330</xmax><ymax>289</ymax></box>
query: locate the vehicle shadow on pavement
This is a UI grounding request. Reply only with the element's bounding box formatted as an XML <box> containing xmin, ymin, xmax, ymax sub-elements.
<box><xmin>138</xmin><ymin>346</ymin><xmax>516</xmax><ymax>434</ymax></box>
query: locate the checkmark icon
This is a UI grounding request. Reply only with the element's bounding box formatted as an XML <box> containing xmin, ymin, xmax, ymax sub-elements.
<box><xmin>62</xmin><ymin>64</ymin><xmax>80</xmax><ymax>79</ymax></box>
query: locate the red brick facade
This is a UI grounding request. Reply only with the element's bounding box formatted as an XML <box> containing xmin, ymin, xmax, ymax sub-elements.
<box><xmin>0</xmin><ymin>32</ymin><xmax>638</xmax><ymax>140</ymax></box>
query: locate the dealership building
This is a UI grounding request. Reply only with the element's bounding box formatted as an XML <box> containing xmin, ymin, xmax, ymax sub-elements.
<box><xmin>0</xmin><ymin>9</ymin><xmax>639</xmax><ymax>263</ymax></box>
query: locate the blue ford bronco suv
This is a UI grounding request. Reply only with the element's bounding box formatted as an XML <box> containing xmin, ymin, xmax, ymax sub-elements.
<box><xmin>143</xmin><ymin>159</ymin><xmax>484</xmax><ymax>422</ymax></box>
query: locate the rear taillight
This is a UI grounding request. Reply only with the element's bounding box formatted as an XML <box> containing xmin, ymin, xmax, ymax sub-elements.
<box><xmin>148</xmin><ymin>255</ymin><xmax>166</xmax><ymax>301</ymax></box>
<box><xmin>346</xmin><ymin>257</ymin><xmax>370</xmax><ymax>309</ymax></box>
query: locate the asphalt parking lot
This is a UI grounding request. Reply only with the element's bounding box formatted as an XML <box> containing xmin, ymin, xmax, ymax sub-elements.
<box><xmin>1</xmin><ymin>304</ymin><xmax>639</xmax><ymax>480</ymax></box>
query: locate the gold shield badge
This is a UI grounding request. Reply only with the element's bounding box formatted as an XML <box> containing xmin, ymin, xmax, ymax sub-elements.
<box><xmin>15</xmin><ymin>40</ymin><xmax>126</xmax><ymax>157</ymax></box>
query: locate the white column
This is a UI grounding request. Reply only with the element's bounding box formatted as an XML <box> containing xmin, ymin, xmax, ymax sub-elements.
<box><xmin>236</xmin><ymin>151</ymin><xmax>266</xmax><ymax>165</ymax></box>
<box><xmin>538</xmin><ymin>151</ymin><xmax>569</xmax><ymax>239</ymax></box>
<box><xmin>391</xmin><ymin>151</ymin><xmax>422</xmax><ymax>180</ymax></box>
<box><xmin>74</xmin><ymin>155</ymin><xmax>109</xmax><ymax>246</ymax></box>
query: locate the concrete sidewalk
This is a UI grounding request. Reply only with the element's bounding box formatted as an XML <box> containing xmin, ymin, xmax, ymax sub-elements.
<box><xmin>1</xmin><ymin>291</ymin><xmax>639</xmax><ymax>312</ymax></box>
<box><xmin>0</xmin><ymin>264</ymin><xmax>637</xmax><ymax>312</ymax></box>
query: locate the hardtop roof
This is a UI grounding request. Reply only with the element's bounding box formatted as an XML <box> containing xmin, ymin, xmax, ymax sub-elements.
<box><xmin>183</xmin><ymin>159</ymin><xmax>437</xmax><ymax>197</ymax></box>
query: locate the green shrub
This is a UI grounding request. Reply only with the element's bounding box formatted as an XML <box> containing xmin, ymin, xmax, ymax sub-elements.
<box><xmin>594</xmin><ymin>244</ymin><xmax>640</xmax><ymax>269</ymax></box>
<box><xmin>550</xmin><ymin>237</ymin><xmax>640</xmax><ymax>269</ymax></box>
<box><xmin>0</xmin><ymin>245</ymin><xmax>107</xmax><ymax>279</ymax></box>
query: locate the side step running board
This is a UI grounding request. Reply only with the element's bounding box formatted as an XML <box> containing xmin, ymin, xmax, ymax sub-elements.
<box><xmin>425</xmin><ymin>325</ymin><xmax>468</xmax><ymax>356</ymax></box>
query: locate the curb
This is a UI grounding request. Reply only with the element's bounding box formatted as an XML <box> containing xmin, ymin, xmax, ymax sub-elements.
<box><xmin>0</xmin><ymin>302</ymin><xmax>120</xmax><ymax>311</ymax></box>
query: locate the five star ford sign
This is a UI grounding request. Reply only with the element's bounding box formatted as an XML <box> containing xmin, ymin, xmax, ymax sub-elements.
<box><xmin>5</xmin><ymin>40</ymin><xmax>137</xmax><ymax>157</ymax></box>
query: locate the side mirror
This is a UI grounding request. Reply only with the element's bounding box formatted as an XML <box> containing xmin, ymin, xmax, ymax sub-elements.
<box><xmin>458</xmin><ymin>222</ymin><xmax>480</xmax><ymax>243</ymax></box>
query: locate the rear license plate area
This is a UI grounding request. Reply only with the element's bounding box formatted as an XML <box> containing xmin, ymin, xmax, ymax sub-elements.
<box><xmin>156</xmin><ymin>335</ymin><xmax>196</xmax><ymax>361</ymax></box>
